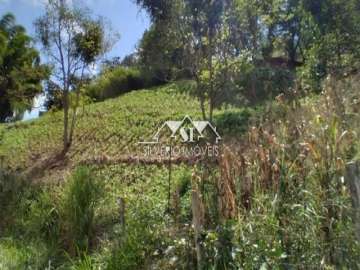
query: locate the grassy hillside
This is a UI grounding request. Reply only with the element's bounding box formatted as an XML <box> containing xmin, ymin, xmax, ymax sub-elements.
<box><xmin>0</xmin><ymin>81</ymin><xmax>253</xmax><ymax>269</ymax></box>
<box><xmin>0</xmin><ymin>82</ymin><xmax>202</xmax><ymax>172</ymax></box>
<box><xmin>0</xmin><ymin>81</ymin><xmax>252</xmax><ymax>182</ymax></box>
<box><xmin>1</xmin><ymin>78</ymin><xmax>360</xmax><ymax>269</ymax></box>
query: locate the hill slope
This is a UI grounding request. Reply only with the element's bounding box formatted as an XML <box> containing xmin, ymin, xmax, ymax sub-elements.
<box><xmin>0</xmin><ymin>82</ymin><xmax>205</xmax><ymax>176</ymax></box>
<box><xmin>1</xmin><ymin>78</ymin><xmax>359</xmax><ymax>269</ymax></box>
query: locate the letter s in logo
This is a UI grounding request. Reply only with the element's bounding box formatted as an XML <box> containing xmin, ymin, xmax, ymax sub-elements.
<box><xmin>179</xmin><ymin>127</ymin><xmax>195</xmax><ymax>142</ymax></box>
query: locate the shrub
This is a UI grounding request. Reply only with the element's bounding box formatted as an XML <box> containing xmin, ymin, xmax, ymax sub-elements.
<box><xmin>0</xmin><ymin>168</ymin><xmax>28</xmax><ymax>231</ymax></box>
<box><xmin>86</xmin><ymin>67</ymin><xmax>145</xmax><ymax>101</ymax></box>
<box><xmin>25</xmin><ymin>188</ymin><xmax>61</xmax><ymax>243</ymax></box>
<box><xmin>234</xmin><ymin>63</ymin><xmax>294</xmax><ymax>104</ymax></box>
<box><xmin>214</xmin><ymin>108</ymin><xmax>254</xmax><ymax>136</ymax></box>
<box><xmin>106</xmin><ymin>227</ymin><xmax>146</xmax><ymax>270</ymax></box>
<box><xmin>217</xmin><ymin>75</ymin><xmax>360</xmax><ymax>268</ymax></box>
<box><xmin>61</xmin><ymin>166</ymin><xmax>104</xmax><ymax>255</ymax></box>
<box><xmin>0</xmin><ymin>238</ymin><xmax>50</xmax><ymax>270</ymax></box>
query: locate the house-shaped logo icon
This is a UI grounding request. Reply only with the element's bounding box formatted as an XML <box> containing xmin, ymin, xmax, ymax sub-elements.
<box><xmin>139</xmin><ymin>115</ymin><xmax>221</xmax><ymax>144</ymax></box>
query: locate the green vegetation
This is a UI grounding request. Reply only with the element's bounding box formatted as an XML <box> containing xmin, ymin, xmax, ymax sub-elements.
<box><xmin>85</xmin><ymin>66</ymin><xmax>146</xmax><ymax>101</ymax></box>
<box><xmin>62</xmin><ymin>166</ymin><xmax>104</xmax><ymax>255</ymax></box>
<box><xmin>1</xmin><ymin>77</ymin><xmax>360</xmax><ymax>268</ymax></box>
<box><xmin>0</xmin><ymin>13</ymin><xmax>49</xmax><ymax>122</ymax></box>
<box><xmin>0</xmin><ymin>82</ymin><xmax>203</xmax><ymax>171</ymax></box>
<box><xmin>35</xmin><ymin>0</ymin><xmax>115</xmax><ymax>150</ymax></box>
<box><xmin>1</xmin><ymin>0</ymin><xmax>360</xmax><ymax>268</ymax></box>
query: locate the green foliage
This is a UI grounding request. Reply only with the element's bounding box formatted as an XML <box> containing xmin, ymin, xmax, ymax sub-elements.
<box><xmin>68</xmin><ymin>253</ymin><xmax>99</xmax><ymax>270</ymax></box>
<box><xmin>0</xmin><ymin>238</ymin><xmax>50</xmax><ymax>270</ymax></box>
<box><xmin>35</xmin><ymin>0</ymin><xmax>116</xmax><ymax>149</ymax></box>
<box><xmin>237</xmin><ymin>65</ymin><xmax>295</xmax><ymax>104</ymax></box>
<box><xmin>86</xmin><ymin>66</ymin><xmax>145</xmax><ymax>101</ymax></box>
<box><xmin>136</xmin><ymin>0</ymin><xmax>360</xmax><ymax>111</ymax></box>
<box><xmin>44</xmin><ymin>80</ymin><xmax>64</xmax><ymax>110</ymax></box>
<box><xmin>106</xmin><ymin>226</ymin><xmax>148</xmax><ymax>270</ymax></box>
<box><xmin>62</xmin><ymin>166</ymin><xmax>104</xmax><ymax>254</ymax></box>
<box><xmin>138</xmin><ymin>22</ymin><xmax>188</xmax><ymax>84</ymax></box>
<box><xmin>98</xmin><ymin>163</ymin><xmax>171</xmax><ymax>270</ymax></box>
<box><xmin>74</xmin><ymin>20</ymin><xmax>105</xmax><ymax>64</ymax></box>
<box><xmin>1</xmin><ymin>73</ymin><xmax>360</xmax><ymax>269</ymax></box>
<box><xmin>0</xmin><ymin>168</ymin><xmax>28</xmax><ymax>229</ymax></box>
<box><xmin>226</xmin><ymin>75</ymin><xmax>360</xmax><ymax>268</ymax></box>
<box><xmin>0</xmin><ymin>83</ymin><xmax>202</xmax><ymax>171</ymax></box>
<box><xmin>214</xmin><ymin>108</ymin><xmax>254</xmax><ymax>135</ymax></box>
<box><xmin>0</xmin><ymin>166</ymin><xmax>106</xmax><ymax>268</ymax></box>
<box><xmin>0</xmin><ymin>13</ymin><xmax>49</xmax><ymax>122</ymax></box>
<box><xmin>25</xmin><ymin>188</ymin><xmax>61</xmax><ymax>243</ymax></box>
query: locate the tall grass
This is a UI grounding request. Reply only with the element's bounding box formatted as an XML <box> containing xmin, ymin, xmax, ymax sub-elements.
<box><xmin>214</xmin><ymin>75</ymin><xmax>360</xmax><ymax>268</ymax></box>
<box><xmin>62</xmin><ymin>166</ymin><xmax>104</xmax><ymax>255</ymax></box>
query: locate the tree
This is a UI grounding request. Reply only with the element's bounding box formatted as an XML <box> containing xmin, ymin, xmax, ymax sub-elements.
<box><xmin>137</xmin><ymin>0</ymin><xmax>240</xmax><ymax>122</ymax></box>
<box><xmin>299</xmin><ymin>0</ymin><xmax>360</xmax><ymax>89</ymax></box>
<box><xmin>136</xmin><ymin>0</ymin><xmax>360</xmax><ymax>117</ymax></box>
<box><xmin>138</xmin><ymin>23</ymin><xmax>187</xmax><ymax>84</ymax></box>
<box><xmin>0</xmin><ymin>13</ymin><xmax>49</xmax><ymax>122</ymax></box>
<box><xmin>35</xmin><ymin>0</ymin><xmax>116</xmax><ymax>152</ymax></box>
<box><xmin>178</xmin><ymin>0</ymin><xmax>258</xmax><ymax>121</ymax></box>
<box><xmin>136</xmin><ymin>0</ymin><xmax>189</xmax><ymax>84</ymax></box>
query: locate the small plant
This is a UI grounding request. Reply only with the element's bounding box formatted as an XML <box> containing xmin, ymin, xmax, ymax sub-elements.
<box><xmin>25</xmin><ymin>188</ymin><xmax>61</xmax><ymax>243</ymax></box>
<box><xmin>61</xmin><ymin>166</ymin><xmax>104</xmax><ymax>255</ymax></box>
<box><xmin>0</xmin><ymin>167</ymin><xmax>28</xmax><ymax>231</ymax></box>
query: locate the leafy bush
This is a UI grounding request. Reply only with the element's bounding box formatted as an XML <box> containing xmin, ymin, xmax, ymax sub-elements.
<box><xmin>0</xmin><ymin>166</ymin><xmax>105</xmax><ymax>267</ymax></box>
<box><xmin>234</xmin><ymin>63</ymin><xmax>295</xmax><ymax>104</ymax></box>
<box><xmin>214</xmin><ymin>108</ymin><xmax>254</xmax><ymax>136</ymax></box>
<box><xmin>86</xmin><ymin>67</ymin><xmax>145</xmax><ymax>101</ymax></box>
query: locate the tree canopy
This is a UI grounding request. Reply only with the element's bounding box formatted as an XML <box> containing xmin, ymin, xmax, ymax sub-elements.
<box><xmin>0</xmin><ymin>13</ymin><xmax>49</xmax><ymax>122</ymax></box>
<box><xmin>35</xmin><ymin>0</ymin><xmax>116</xmax><ymax>151</ymax></box>
<box><xmin>135</xmin><ymin>0</ymin><xmax>360</xmax><ymax>118</ymax></box>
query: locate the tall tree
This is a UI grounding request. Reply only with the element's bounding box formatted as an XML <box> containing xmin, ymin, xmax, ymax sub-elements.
<box><xmin>35</xmin><ymin>0</ymin><xmax>115</xmax><ymax>152</ymax></box>
<box><xmin>301</xmin><ymin>0</ymin><xmax>360</xmax><ymax>78</ymax></box>
<box><xmin>137</xmin><ymin>0</ymin><xmax>240</xmax><ymax>121</ymax></box>
<box><xmin>0</xmin><ymin>13</ymin><xmax>49</xmax><ymax>122</ymax></box>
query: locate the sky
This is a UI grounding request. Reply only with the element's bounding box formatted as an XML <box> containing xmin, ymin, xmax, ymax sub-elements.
<box><xmin>0</xmin><ymin>0</ymin><xmax>150</xmax><ymax>59</ymax></box>
<box><xmin>0</xmin><ymin>0</ymin><xmax>150</xmax><ymax>120</ymax></box>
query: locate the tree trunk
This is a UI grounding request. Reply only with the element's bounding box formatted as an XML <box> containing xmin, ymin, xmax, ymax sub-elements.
<box><xmin>209</xmin><ymin>99</ymin><xmax>214</xmax><ymax>124</ymax></box>
<box><xmin>345</xmin><ymin>161</ymin><xmax>360</xmax><ymax>242</ymax></box>
<box><xmin>191</xmin><ymin>168</ymin><xmax>205</xmax><ymax>270</ymax></box>
<box><xmin>68</xmin><ymin>86</ymin><xmax>81</xmax><ymax>147</ymax></box>
<box><xmin>63</xmin><ymin>90</ymin><xmax>70</xmax><ymax>152</ymax></box>
<box><xmin>68</xmin><ymin>66</ymin><xmax>85</xmax><ymax>148</ymax></box>
<box><xmin>195</xmin><ymin>76</ymin><xmax>207</xmax><ymax>121</ymax></box>
<box><xmin>200</xmin><ymin>97</ymin><xmax>207</xmax><ymax>121</ymax></box>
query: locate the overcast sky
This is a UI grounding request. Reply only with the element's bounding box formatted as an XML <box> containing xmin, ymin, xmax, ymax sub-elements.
<box><xmin>0</xmin><ymin>0</ymin><xmax>150</xmax><ymax>60</ymax></box>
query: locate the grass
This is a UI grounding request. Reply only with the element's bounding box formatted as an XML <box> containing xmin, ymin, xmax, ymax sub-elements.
<box><xmin>0</xmin><ymin>81</ymin><xmax>241</xmax><ymax>268</ymax></box>
<box><xmin>0</xmin><ymin>81</ymin><xmax>255</xmax><ymax>180</ymax></box>
<box><xmin>1</xmin><ymin>77</ymin><xmax>359</xmax><ymax>269</ymax></box>
<box><xmin>0</xmin><ymin>82</ymin><xmax>202</xmax><ymax>172</ymax></box>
